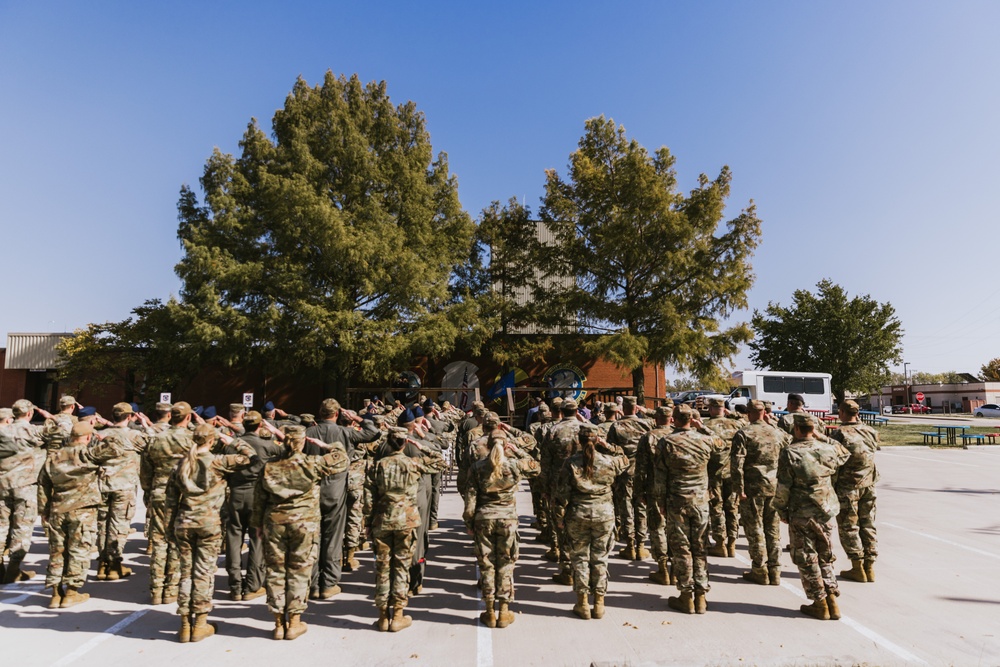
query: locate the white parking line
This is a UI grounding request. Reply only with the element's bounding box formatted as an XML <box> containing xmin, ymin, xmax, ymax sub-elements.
<box><xmin>474</xmin><ymin>566</ymin><xmax>493</xmax><ymax>667</ymax></box>
<box><xmin>734</xmin><ymin>553</ymin><xmax>929</xmax><ymax>664</ymax></box>
<box><xmin>50</xmin><ymin>609</ymin><xmax>148</xmax><ymax>667</ymax></box>
<box><xmin>881</xmin><ymin>522</ymin><xmax>1000</xmax><ymax>561</ymax></box>
<box><xmin>0</xmin><ymin>584</ymin><xmax>45</xmax><ymax>605</ymax></box>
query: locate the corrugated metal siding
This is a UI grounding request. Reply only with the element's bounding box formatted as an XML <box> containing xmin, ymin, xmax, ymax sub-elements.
<box><xmin>5</xmin><ymin>333</ymin><xmax>71</xmax><ymax>370</ymax></box>
<box><xmin>499</xmin><ymin>221</ymin><xmax>576</xmax><ymax>335</ymax></box>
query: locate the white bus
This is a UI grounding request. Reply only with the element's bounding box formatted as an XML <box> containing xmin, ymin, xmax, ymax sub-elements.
<box><xmin>726</xmin><ymin>370</ymin><xmax>833</xmax><ymax>413</ymax></box>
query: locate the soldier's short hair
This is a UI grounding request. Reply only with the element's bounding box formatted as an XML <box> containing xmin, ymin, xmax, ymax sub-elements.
<box><xmin>319</xmin><ymin>398</ymin><xmax>340</xmax><ymax>418</ymax></box>
<box><xmin>11</xmin><ymin>399</ymin><xmax>34</xmax><ymax>418</ymax></box>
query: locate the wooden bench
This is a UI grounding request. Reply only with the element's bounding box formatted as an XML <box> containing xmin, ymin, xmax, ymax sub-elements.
<box><xmin>919</xmin><ymin>431</ymin><xmax>943</xmax><ymax>445</ymax></box>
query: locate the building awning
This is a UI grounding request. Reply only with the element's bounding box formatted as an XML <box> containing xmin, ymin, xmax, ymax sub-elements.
<box><xmin>4</xmin><ymin>333</ymin><xmax>72</xmax><ymax>370</ymax></box>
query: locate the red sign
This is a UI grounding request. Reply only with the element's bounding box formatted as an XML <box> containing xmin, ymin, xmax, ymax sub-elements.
<box><xmin>915</xmin><ymin>392</ymin><xmax>925</xmax><ymax>402</ymax></box>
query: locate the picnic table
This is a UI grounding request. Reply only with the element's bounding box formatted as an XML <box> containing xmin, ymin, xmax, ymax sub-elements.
<box><xmin>932</xmin><ymin>424</ymin><xmax>969</xmax><ymax>446</ymax></box>
<box><xmin>859</xmin><ymin>410</ymin><xmax>890</xmax><ymax>427</ymax></box>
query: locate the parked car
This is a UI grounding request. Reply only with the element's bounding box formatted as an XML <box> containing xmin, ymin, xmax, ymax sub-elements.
<box><xmin>974</xmin><ymin>404</ymin><xmax>1000</xmax><ymax>418</ymax></box>
<box><xmin>892</xmin><ymin>403</ymin><xmax>931</xmax><ymax>414</ymax></box>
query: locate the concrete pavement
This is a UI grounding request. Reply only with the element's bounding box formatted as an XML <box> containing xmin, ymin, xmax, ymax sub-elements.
<box><xmin>2</xmin><ymin>445</ymin><xmax>998</xmax><ymax>666</ymax></box>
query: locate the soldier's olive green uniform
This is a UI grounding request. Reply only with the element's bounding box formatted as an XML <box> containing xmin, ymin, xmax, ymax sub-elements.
<box><xmin>251</xmin><ymin>448</ymin><xmax>349</xmax><ymax>616</ymax></box>
<box><xmin>222</xmin><ymin>433</ymin><xmax>284</xmax><ymax>598</ymax></box>
<box><xmin>165</xmin><ymin>445</ymin><xmax>254</xmax><ymax>616</ymax></box>
<box><xmin>831</xmin><ymin>422</ymin><xmax>880</xmax><ymax>564</ymax></box>
<box><xmin>140</xmin><ymin>426</ymin><xmax>192</xmax><ymax>599</ymax></box>
<box><xmin>732</xmin><ymin>421</ymin><xmax>789</xmax><ymax>571</ymax></box>
<box><xmin>38</xmin><ymin>435</ymin><xmax>125</xmax><ymax>591</ymax></box>
<box><xmin>555</xmin><ymin>447</ymin><xmax>630</xmax><ymax>596</ymax></box>
<box><xmin>654</xmin><ymin>427</ymin><xmax>716</xmax><ymax>594</ymax></box>
<box><xmin>463</xmin><ymin>447</ymin><xmax>539</xmax><ymax>603</ymax></box>
<box><xmin>775</xmin><ymin>437</ymin><xmax>851</xmax><ymax>602</ymax></box>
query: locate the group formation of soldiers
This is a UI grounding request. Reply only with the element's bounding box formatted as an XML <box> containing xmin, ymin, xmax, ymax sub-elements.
<box><xmin>0</xmin><ymin>387</ymin><xmax>879</xmax><ymax>643</ymax></box>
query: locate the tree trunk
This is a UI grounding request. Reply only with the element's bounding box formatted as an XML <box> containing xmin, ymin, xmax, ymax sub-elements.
<box><xmin>632</xmin><ymin>365</ymin><xmax>646</xmax><ymax>404</ymax></box>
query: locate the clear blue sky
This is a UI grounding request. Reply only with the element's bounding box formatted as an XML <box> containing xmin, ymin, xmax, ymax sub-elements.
<box><xmin>1</xmin><ymin>2</ymin><xmax>998</xmax><ymax>377</ymax></box>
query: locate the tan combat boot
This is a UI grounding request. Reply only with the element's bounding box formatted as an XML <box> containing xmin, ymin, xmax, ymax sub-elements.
<box><xmin>592</xmin><ymin>593</ymin><xmax>605</xmax><ymax>619</ymax></box>
<box><xmin>648</xmin><ymin>559</ymin><xmax>669</xmax><ymax>585</ymax></box>
<box><xmin>47</xmin><ymin>585</ymin><xmax>63</xmax><ymax>609</ymax></box>
<box><xmin>767</xmin><ymin>566</ymin><xmax>781</xmax><ymax>586</ymax></box>
<box><xmin>272</xmin><ymin>613</ymin><xmax>286</xmax><ymax>639</ymax></box>
<box><xmin>285</xmin><ymin>613</ymin><xmax>308</xmax><ymax>639</ymax></box>
<box><xmin>178</xmin><ymin>615</ymin><xmax>191</xmax><ymax>643</ymax></box>
<box><xmin>668</xmin><ymin>562</ymin><xmax>678</xmax><ymax>586</ymax></box>
<box><xmin>800</xmin><ymin>598</ymin><xmax>830</xmax><ymax>620</ymax></box>
<box><xmin>150</xmin><ymin>588</ymin><xmax>163</xmax><ymax>605</ymax></box>
<box><xmin>115</xmin><ymin>561</ymin><xmax>132</xmax><ymax>578</ymax></box>
<box><xmin>863</xmin><ymin>559</ymin><xmax>875</xmax><ymax>583</ymax></box>
<box><xmin>840</xmin><ymin>559</ymin><xmax>868</xmax><ymax>582</ymax></box>
<box><xmin>96</xmin><ymin>562</ymin><xmax>109</xmax><ymax>581</ymax></box>
<box><xmin>105</xmin><ymin>562</ymin><xmax>119</xmax><ymax>581</ymax></box>
<box><xmin>694</xmin><ymin>590</ymin><xmax>707</xmax><ymax>614</ymax></box>
<box><xmin>389</xmin><ymin>605</ymin><xmax>412</xmax><ymax>632</ymax></box>
<box><xmin>60</xmin><ymin>587</ymin><xmax>90</xmax><ymax>608</ymax></box>
<box><xmin>480</xmin><ymin>597</ymin><xmax>496</xmax><ymax>628</ymax></box>
<box><xmin>617</xmin><ymin>540</ymin><xmax>636</xmax><ymax>560</ymax></box>
<box><xmin>190</xmin><ymin>613</ymin><xmax>216</xmax><ymax>642</ymax></box>
<box><xmin>667</xmin><ymin>591</ymin><xmax>695</xmax><ymax>614</ymax></box>
<box><xmin>344</xmin><ymin>548</ymin><xmax>360</xmax><ymax>571</ymax></box>
<box><xmin>552</xmin><ymin>568</ymin><xmax>573</xmax><ymax>586</ymax></box>
<box><xmin>573</xmin><ymin>591</ymin><xmax>591</xmax><ymax>620</ymax></box>
<box><xmin>497</xmin><ymin>600</ymin><xmax>515</xmax><ymax>628</ymax></box>
<box><xmin>636</xmin><ymin>544</ymin><xmax>650</xmax><ymax>560</ymax></box>
<box><xmin>376</xmin><ymin>607</ymin><xmax>389</xmax><ymax>632</ymax></box>
<box><xmin>707</xmin><ymin>539</ymin><xmax>728</xmax><ymax>558</ymax></box>
<box><xmin>741</xmin><ymin>567</ymin><xmax>769</xmax><ymax>585</ymax></box>
<box><xmin>726</xmin><ymin>539</ymin><xmax>736</xmax><ymax>558</ymax></box>
<box><xmin>162</xmin><ymin>591</ymin><xmax>178</xmax><ymax>604</ymax></box>
<box><xmin>826</xmin><ymin>590</ymin><xmax>841</xmax><ymax>620</ymax></box>
<box><xmin>242</xmin><ymin>587</ymin><xmax>265</xmax><ymax>601</ymax></box>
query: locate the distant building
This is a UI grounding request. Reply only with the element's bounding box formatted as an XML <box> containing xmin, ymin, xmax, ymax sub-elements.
<box><xmin>878</xmin><ymin>381</ymin><xmax>1000</xmax><ymax>413</ymax></box>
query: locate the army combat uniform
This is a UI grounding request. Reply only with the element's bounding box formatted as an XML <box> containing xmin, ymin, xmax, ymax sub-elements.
<box><xmin>731</xmin><ymin>412</ymin><xmax>789</xmax><ymax>584</ymax></box>
<box><xmin>831</xmin><ymin>404</ymin><xmax>880</xmax><ymax>583</ymax></box>
<box><xmin>463</xmin><ymin>437</ymin><xmax>539</xmax><ymax>628</ymax></box>
<box><xmin>775</xmin><ymin>417</ymin><xmax>851</xmax><ymax>620</ymax></box>
<box><xmin>95</xmin><ymin>416</ymin><xmax>149</xmax><ymax>579</ymax></box>
<box><xmin>703</xmin><ymin>408</ymin><xmax>742</xmax><ymax>557</ymax></box>
<box><xmin>0</xmin><ymin>413</ymin><xmax>46</xmax><ymax>583</ymax></box>
<box><xmin>606</xmin><ymin>400</ymin><xmax>653</xmax><ymax>560</ymax></box>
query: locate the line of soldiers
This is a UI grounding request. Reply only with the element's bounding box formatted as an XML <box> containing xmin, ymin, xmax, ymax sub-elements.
<box><xmin>0</xmin><ymin>387</ymin><xmax>879</xmax><ymax>640</ymax></box>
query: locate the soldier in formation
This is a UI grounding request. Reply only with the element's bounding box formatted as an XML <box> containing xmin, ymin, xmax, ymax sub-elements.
<box><xmin>0</xmin><ymin>387</ymin><xmax>883</xmax><ymax>635</ymax></box>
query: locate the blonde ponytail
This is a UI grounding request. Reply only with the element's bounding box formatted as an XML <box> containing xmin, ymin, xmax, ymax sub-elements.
<box><xmin>487</xmin><ymin>435</ymin><xmax>506</xmax><ymax>483</ymax></box>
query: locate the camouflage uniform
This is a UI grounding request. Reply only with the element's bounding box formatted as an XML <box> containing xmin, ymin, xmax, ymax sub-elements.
<box><xmin>527</xmin><ymin>411</ymin><xmax>552</xmax><ymax>533</ymax></box>
<box><xmin>369</xmin><ymin>443</ymin><xmax>446</xmax><ymax>611</ymax></box>
<box><xmin>731</xmin><ymin>420</ymin><xmax>790</xmax><ymax>575</ymax></box>
<box><xmin>775</xmin><ymin>434</ymin><xmax>851</xmax><ymax>602</ymax></box>
<box><xmin>703</xmin><ymin>414</ymin><xmax>742</xmax><ymax>551</ymax></box>
<box><xmin>251</xmin><ymin>447</ymin><xmax>349</xmax><ymax>615</ymax></box>
<box><xmin>542</xmin><ymin>416</ymin><xmax>582</xmax><ymax>578</ymax></box>
<box><xmin>140</xmin><ymin>426</ymin><xmax>193</xmax><ymax>599</ymax></box>
<box><xmin>96</xmin><ymin>425</ymin><xmax>148</xmax><ymax>574</ymax></box>
<box><xmin>463</xmin><ymin>446</ymin><xmax>539</xmax><ymax>604</ymax></box>
<box><xmin>344</xmin><ymin>449</ymin><xmax>368</xmax><ymax>555</ymax></box>
<box><xmin>0</xmin><ymin>418</ymin><xmax>46</xmax><ymax>579</ymax></box>
<box><xmin>637</xmin><ymin>422</ymin><xmax>673</xmax><ymax>571</ymax></box>
<box><xmin>831</xmin><ymin>421</ymin><xmax>880</xmax><ymax>565</ymax></box>
<box><xmin>555</xmin><ymin>445</ymin><xmax>630</xmax><ymax>596</ymax></box>
<box><xmin>607</xmin><ymin>411</ymin><xmax>653</xmax><ymax>556</ymax></box>
<box><xmin>38</xmin><ymin>433</ymin><xmax>125</xmax><ymax>591</ymax></box>
<box><xmin>654</xmin><ymin>426</ymin><xmax>716</xmax><ymax>594</ymax></box>
<box><xmin>165</xmin><ymin>445</ymin><xmax>254</xmax><ymax>617</ymax></box>
<box><xmin>222</xmin><ymin>431</ymin><xmax>284</xmax><ymax>598</ymax></box>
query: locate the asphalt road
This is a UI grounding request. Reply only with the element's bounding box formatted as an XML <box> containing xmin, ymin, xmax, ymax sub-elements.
<box><xmin>2</xmin><ymin>445</ymin><xmax>998</xmax><ymax>667</ymax></box>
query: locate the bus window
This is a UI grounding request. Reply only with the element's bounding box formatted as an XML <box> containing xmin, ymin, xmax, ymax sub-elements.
<box><xmin>803</xmin><ymin>378</ymin><xmax>825</xmax><ymax>394</ymax></box>
<box><xmin>784</xmin><ymin>377</ymin><xmax>804</xmax><ymax>394</ymax></box>
<box><xmin>762</xmin><ymin>376</ymin><xmax>783</xmax><ymax>393</ymax></box>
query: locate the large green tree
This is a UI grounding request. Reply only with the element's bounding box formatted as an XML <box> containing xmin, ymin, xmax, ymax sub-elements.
<box><xmin>539</xmin><ymin>116</ymin><xmax>761</xmax><ymax>400</ymax></box>
<box><xmin>173</xmin><ymin>72</ymin><xmax>475</xmax><ymax>398</ymax></box>
<box><xmin>748</xmin><ymin>279</ymin><xmax>903</xmax><ymax>402</ymax></box>
<box><xmin>980</xmin><ymin>358</ymin><xmax>1000</xmax><ymax>381</ymax></box>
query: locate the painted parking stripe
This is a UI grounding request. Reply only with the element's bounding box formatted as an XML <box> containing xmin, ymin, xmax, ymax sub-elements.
<box><xmin>475</xmin><ymin>565</ymin><xmax>493</xmax><ymax>667</ymax></box>
<box><xmin>882</xmin><ymin>522</ymin><xmax>1000</xmax><ymax>561</ymax></box>
<box><xmin>50</xmin><ymin>609</ymin><xmax>148</xmax><ymax>667</ymax></box>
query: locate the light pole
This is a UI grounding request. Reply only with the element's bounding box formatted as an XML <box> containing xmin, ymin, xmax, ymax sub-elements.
<box><xmin>903</xmin><ymin>362</ymin><xmax>911</xmax><ymax>405</ymax></box>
